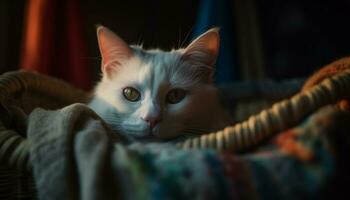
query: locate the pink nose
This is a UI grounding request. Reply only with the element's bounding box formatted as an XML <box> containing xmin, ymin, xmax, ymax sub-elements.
<box><xmin>142</xmin><ymin>117</ymin><xmax>161</xmax><ymax>129</ymax></box>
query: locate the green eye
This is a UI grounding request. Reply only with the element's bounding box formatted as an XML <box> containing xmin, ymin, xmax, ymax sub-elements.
<box><xmin>166</xmin><ymin>89</ymin><xmax>186</xmax><ymax>104</ymax></box>
<box><xmin>123</xmin><ymin>87</ymin><xmax>140</xmax><ymax>102</ymax></box>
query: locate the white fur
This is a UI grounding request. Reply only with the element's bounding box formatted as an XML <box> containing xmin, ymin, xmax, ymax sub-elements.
<box><xmin>89</xmin><ymin>27</ymin><xmax>232</xmax><ymax>141</ymax></box>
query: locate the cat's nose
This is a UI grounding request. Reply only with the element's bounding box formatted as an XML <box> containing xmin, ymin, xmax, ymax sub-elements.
<box><xmin>142</xmin><ymin>116</ymin><xmax>161</xmax><ymax>129</ymax></box>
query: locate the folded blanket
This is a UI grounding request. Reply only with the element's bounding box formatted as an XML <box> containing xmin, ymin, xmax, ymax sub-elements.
<box><xmin>27</xmin><ymin>103</ymin><xmax>347</xmax><ymax>200</ymax></box>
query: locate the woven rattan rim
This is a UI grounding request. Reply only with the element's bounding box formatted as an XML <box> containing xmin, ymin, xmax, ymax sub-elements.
<box><xmin>177</xmin><ymin>70</ymin><xmax>350</xmax><ymax>151</ymax></box>
<box><xmin>0</xmin><ymin>71</ymin><xmax>89</xmax><ymax>172</ymax></box>
<box><xmin>1</xmin><ymin>70</ymin><xmax>350</xmax><ymax>172</ymax></box>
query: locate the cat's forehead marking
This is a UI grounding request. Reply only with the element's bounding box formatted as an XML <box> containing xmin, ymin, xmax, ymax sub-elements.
<box><xmin>134</xmin><ymin>49</ymin><xmax>180</xmax><ymax>89</ymax></box>
<box><xmin>137</xmin><ymin>63</ymin><xmax>152</xmax><ymax>84</ymax></box>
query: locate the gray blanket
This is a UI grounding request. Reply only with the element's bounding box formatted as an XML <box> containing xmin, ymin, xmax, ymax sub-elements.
<box><xmin>27</xmin><ymin>103</ymin><xmax>255</xmax><ymax>200</ymax></box>
<box><xmin>28</xmin><ymin>103</ymin><xmax>123</xmax><ymax>200</ymax></box>
<box><xmin>27</xmin><ymin>103</ymin><xmax>237</xmax><ymax>200</ymax></box>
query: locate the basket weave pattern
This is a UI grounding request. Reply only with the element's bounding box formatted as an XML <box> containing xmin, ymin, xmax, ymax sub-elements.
<box><xmin>1</xmin><ymin>70</ymin><xmax>349</xmax><ymax>199</ymax></box>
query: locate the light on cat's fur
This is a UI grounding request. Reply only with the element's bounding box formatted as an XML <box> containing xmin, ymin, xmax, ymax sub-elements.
<box><xmin>89</xmin><ymin>26</ymin><xmax>232</xmax><ymax>141</ymax></box>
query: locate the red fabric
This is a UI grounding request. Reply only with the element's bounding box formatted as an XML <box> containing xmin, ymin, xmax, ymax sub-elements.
<box><xmin>21</xmin><ymin>0</ymin><xmax>91</xmax><ymax>90</ymax></box>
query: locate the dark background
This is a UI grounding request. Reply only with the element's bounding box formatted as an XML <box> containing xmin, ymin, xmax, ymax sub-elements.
<box><xmin>257</xmin><ymin>0</ymin><xmax>350</xmax><ymax>79</ymax></box>
<box><xmin>1</xmin><ymin>0</ymin><xmax>350</xmax><ymax>87</ymax></box>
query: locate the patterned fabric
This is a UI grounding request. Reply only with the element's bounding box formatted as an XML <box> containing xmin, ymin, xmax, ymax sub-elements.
<box><xmin>109</xmin><ymin>106</ymin><xmax>343</xmax><ymax>199</ymax></box>
<box><xmin>28</xmin><ymin>104</ymin><xmax>348</xmax><ymax>200</ymax></box>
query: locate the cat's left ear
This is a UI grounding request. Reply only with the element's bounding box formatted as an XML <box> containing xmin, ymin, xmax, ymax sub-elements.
<box><xmin>96</xmin><ymin>25</ymin><xmax>133</xmax><ymax>78</ymax></box>
<box><xmin>183</xmin><ymin>28</ymin><xmax>220</xmax><ymax>67</ymax></box>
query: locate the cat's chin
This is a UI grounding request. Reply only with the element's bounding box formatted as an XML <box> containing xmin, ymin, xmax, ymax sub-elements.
<box><xmin>120</xmin><ymin>127</ymin><xmax>156</xmax><ymax>142</ymax></box>
<box><xmin>125</xmin><ymin>132</ymin><xmax>162</xmax><ymax>143</ymax></box>
<box><xmin>121</xmin><ymin>127</ymin><xmax>179</xmax><ymax>142</ymax></box>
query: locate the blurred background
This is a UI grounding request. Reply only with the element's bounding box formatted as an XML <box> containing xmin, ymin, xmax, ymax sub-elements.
<box><xmin>1</xmin><ymin>0</ymin><xmax>350</xmax><ymax>90</ymax></box>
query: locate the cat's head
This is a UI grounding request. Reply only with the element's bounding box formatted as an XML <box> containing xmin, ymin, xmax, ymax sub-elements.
<box><xmin>93</xmin><ymin>26</ymin><xmax>220</xmax><ymax>141</ymax></box>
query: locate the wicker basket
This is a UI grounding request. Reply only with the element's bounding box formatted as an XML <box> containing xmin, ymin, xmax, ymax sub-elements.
<box><xmin>0</xmin><ymin>71</ymin><xmax>88</xmax><ymax>200</ymax></box>
<box><xmin>1</xmin><ymin>70</ymin><xmax>349</xmax><ymax>199</ymax></box>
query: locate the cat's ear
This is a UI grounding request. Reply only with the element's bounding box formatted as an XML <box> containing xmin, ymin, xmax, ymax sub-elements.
<box><xmin>96</xmin><ymin>25</ymin><xmax>133</xmax><ymax>78</ymax></box>
<box><xmin>183</xmin><ymin>28</ymin><xmax>220</xmax><ymax>67</ymax></box>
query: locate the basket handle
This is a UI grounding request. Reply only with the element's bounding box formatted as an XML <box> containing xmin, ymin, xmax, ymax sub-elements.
<box><xmin>176</xmin><ymin>70</ymin><xmax>350</xmax><ymax>151</ymax></box>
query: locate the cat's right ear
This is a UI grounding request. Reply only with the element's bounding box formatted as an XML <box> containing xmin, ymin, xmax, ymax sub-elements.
<box><xmin>183</xmin><ymin>28</ymin><xmax>220</xmax><ymax>67</ymax></box>
<box><xmin>96</xmin><ymin>25</ymin><xmax>133</xmax><ymax>78</ymax></box>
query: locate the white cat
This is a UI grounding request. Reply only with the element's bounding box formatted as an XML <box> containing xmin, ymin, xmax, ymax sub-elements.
<box><xmin>89</xmin><ymin>26</ymin><xmax>232</xmax><ymax>141</ymax></box>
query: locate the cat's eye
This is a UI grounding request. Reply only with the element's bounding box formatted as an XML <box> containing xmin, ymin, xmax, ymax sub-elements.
<box><xmin>166</xmin><ymin>89</ymin><xmax>186</xmax><ymax>104</ymax></box>
<box><xmin>123</xmin><ymin>87</ymin><xmax>140</xmax><ymax>102</ymax></box>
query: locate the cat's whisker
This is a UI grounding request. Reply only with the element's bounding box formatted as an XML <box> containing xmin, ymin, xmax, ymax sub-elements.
<box><xmin>180</xmin><ymin>26</ymin><xmax>194</xmax><ymax>48</ymax></box>
<box><xmin>137</xmin><ymin>34</ymin><xmax>143</xmax><ymax>47</ymax></box>
<box><xmin>177</xmin><ymin>27</ymin><xmax>181</xmax><ymax>49</ymax></box>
